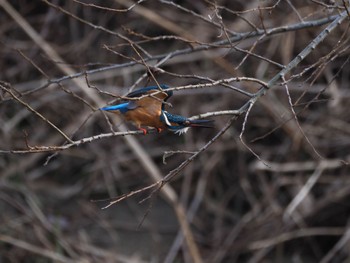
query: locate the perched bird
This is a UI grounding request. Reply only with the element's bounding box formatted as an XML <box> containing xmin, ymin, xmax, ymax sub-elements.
<box><xmin>100</xmin><ymin>84</ymin><xmax>213</xmax><ymax>135</ymax></box>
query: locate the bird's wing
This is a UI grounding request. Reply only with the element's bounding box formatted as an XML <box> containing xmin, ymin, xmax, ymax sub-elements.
<box><xmin>133</xmin><ymin>90</ymin><xmax>166</xmax><ymax>112</ymax></box>
<box><xmin>126</xmin><ymin>85</ymin><xmax>172</xmax><ymax>101</ymax></box>
<box><xmin>127</xmin><ymin>85</ymin><xmax>172</xmax><ymax>111</ymax></box>
<box><xmin>100</xmin><ymin>85</ymin><xmax>171</xmax><ymax>113</ymax></box>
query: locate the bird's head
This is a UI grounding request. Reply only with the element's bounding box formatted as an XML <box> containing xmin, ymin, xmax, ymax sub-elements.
<box><xmin>160</xmin><ymin>111</ymin><xmax>213</xmax><ymax>135</ymax></box>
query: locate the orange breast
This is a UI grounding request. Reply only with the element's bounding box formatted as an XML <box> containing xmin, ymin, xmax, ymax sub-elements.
<box><xmin>124</xmin><ymin>104</ymin><xmax>166</xmax><ymax>129</ymax></box>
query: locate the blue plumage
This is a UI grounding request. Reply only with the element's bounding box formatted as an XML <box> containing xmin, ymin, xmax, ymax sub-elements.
<box><xmin>100</xmin><ymin>102</ymin><xmax>134</xmax><ymax>114</ymax></box>
<box><xmin>126</xmin><ymin>84</ymin><xmax>171</xmax><ymax>99</ymax></box>
<box><xmin>160</xmin><ymin>110</ymin><xmax>214</xmax><ymax>135</ymax></box>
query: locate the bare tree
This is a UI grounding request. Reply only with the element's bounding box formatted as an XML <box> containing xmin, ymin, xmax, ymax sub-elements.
<box><xmin>1</xmin><ymin>0</ymin><xmax>350</xmax><ymax>262</ymax></box>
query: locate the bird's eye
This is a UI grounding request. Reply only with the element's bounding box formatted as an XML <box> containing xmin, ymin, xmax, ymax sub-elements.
<box><xmin>184</xmin><ymin>120</ymin><xmax>190</xmax><ymax>126</ymax></box>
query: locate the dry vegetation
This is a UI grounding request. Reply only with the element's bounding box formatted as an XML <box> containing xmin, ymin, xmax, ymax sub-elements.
<box><xmin>1</xmin><ymin>0</ymin><xmax>350</xmax><ymax>262</ymax></box>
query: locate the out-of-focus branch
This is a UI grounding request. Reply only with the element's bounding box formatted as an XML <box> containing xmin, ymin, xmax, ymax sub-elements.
<box><xmin>0</xmin><ymin>82</ymin><xmax>73</xmax><ymax>143</ymax></box>
<box><xmin>27</xmin><ymin>14</ymin><xmax>340</xmax><ymax>91</ymax></box>
<box><xmin>237</xmin><ymin>9</ymin><xmax>349</xmax><ymax>161</ymax></box>
<box><xmin>248</xmin><ymin>228</ymin><xmax>345</xmax><ymax>250</ymax></box>
<box><xmin>0</xmin><ymin>1</ymin><xmax>203</xmax><ymax>262</ymax></box>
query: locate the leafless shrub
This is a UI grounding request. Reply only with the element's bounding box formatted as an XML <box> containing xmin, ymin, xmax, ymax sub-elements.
<box><xmin>1</xmin><ymin>0</ymin><xmax>350</xmax><ymax>262</ymax></box>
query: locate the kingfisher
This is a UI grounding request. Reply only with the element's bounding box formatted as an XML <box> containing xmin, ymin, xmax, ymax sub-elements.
<box><xmin>100</xmin><ymin>84</ymin><xmax>213</xmax><ymax>135</ymax></box>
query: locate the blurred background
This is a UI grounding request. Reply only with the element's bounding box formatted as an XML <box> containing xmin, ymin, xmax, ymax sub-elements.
<box><xmin>0</xmin><ymin>0</ymin><xmax>350</xmax><ymax>262</ymax></box>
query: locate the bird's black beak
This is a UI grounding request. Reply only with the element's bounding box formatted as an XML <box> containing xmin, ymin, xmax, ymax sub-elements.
<box><xmin>187</xmin><ymin>119</ymin><xmax>214</xmax><ymax>128</ymax></box>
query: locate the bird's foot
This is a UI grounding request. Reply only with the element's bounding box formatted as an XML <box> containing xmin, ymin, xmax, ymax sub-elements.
<box><xmin>139</xmin><ymin>128</ymin><xmax>148</xmax><ymax>135</ymax></box>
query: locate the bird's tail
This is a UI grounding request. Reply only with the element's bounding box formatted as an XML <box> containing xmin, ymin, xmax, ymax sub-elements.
<box><xmin>100</xmin><ymin>102</ymin><xmax>129</xmax><ymax>112</ymax></box>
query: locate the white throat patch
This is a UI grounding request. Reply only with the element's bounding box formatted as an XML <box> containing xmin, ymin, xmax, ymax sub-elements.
<box><xmin>162</xmin><ymin>111</ymin><xmax>172</xmax><ymax>126</ymax></box>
